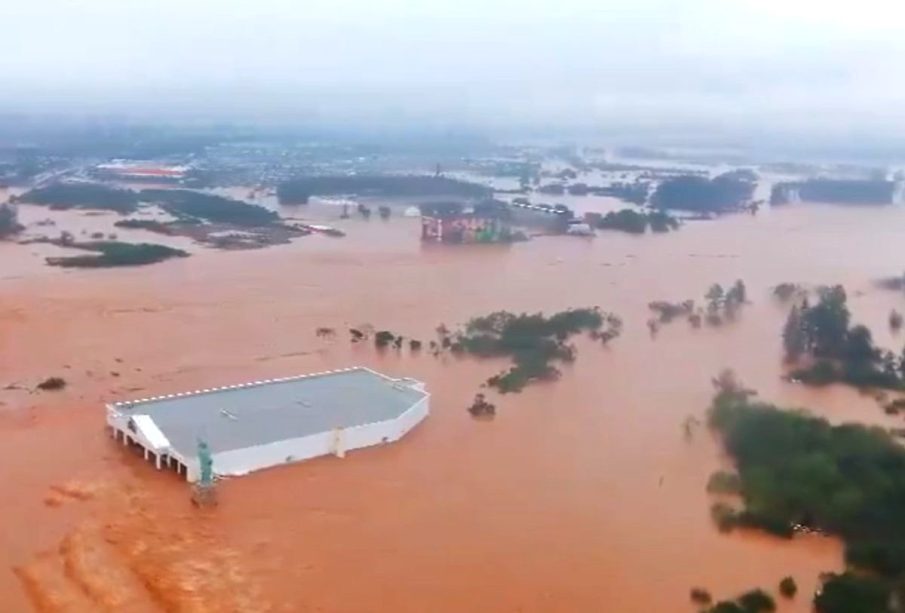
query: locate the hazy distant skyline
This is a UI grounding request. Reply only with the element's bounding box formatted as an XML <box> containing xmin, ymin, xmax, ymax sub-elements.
<box><xmin>3</xmin><ymin>0</ymin><xmax>905</xmax><ymax>139</ymax></box>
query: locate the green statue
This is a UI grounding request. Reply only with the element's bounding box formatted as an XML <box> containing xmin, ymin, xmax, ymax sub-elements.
<box><xmin>198</xmin><ymin>439</ymin><xmax>213</xmax><ymax>487</ymax></box>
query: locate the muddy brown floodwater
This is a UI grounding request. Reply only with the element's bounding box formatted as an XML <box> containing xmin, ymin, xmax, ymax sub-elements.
<box><xmin>2</xmin><ymin>202</ymin><xmax>905</xmax><ymax>612</ymax></box>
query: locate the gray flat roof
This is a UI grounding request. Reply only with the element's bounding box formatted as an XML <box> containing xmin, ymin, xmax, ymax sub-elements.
<box><xmin>111</xmin><ymin>367</ymin><xmax>427</xmax><ymax>458</ymax></box>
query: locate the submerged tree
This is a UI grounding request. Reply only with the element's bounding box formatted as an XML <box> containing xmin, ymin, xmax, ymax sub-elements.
<box><xmin>890</xmin><ymin>310</ymin><xmax>903</xmax><ymax>331</ymax></box>
<box><xmin>726</xmin><ymin>279</ymin><xmax>747</xmax><ymax>305</ymax></box>
<box><xmin>782</xmin><ymin>304</ymin><xmax>807</xmax><ymax>362</ymax></box>
<box><xmin>706</xmin><ymin>284</ymin><xmax>725</xmax><ymax>312</ymax></box>
<box><xmin>802</xmin><ymin>286</ymin><xmax>850</xmax><ymax>358</ymax></box>
<box><xmin>0</xmin><ymin>203</ymin><xmax>22</xmax><ymax>238</ymax></box>
<box><xmin>779</xmin><ymin>577</ymin><xmax>797</xmax><ymax>599</ymax></box>
<box><xmin>784</xmin><ymin>286</ymin><xmax>905</xmax><ymax>389</ymax></box>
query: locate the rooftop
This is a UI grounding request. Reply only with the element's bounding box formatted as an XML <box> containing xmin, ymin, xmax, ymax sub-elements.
<box><xmin>109</xmin><ymin>367</ymin><xmax>427</xmax><ymax>458</ymax></box>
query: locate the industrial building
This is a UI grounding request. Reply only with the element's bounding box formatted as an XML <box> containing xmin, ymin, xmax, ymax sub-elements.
<box><xmin>420</xmin><ymin>200</ymin><xmax>512</xmax><ymax>243</ymax></box>
<box><xmin>106</xmin><ymin>367</ymin><xmax>429</xmax><ymax>482</ymax></box>
<box><xmin>95</xmin><ymin>162</ymin><xmax>190</xmax><ymax>181</ymax></box>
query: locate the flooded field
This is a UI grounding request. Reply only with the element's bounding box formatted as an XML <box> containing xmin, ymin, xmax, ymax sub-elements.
<box><xmin>2</xmin><ymin>202</ymin><xmax>905</xmax><ymax>611</ymax></box>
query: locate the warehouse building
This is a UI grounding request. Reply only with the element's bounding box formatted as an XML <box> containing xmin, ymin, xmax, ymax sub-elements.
<box><xmin>106</xmin><ymin>367</ymin><xmax>429</xmax><ymax>482</ymax></box>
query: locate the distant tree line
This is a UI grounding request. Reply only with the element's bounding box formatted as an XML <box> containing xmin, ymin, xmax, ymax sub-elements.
<box><xmin>18</xmin><ymin>183</ymin><xmax>140</xmax><ymax>213</ymax></box>
<box><xmin>534</xmin><ymin>181</ymin><xmax>649</xmax><ymax>205</ymax></box>
<box><xmin>276</xmin><ymin>175</ymin><xmax>491</xmax><ymax>204</ymax></box>
<box><xmin>0</xmin><ymin>203</ymin><xmax>23</xmax><ymax>237</ymax></box>
<box><xmin>586</xmin><ymin>209</ymin><xmax>679</xmax><ymax>234</ymax></box>
<box><xmin>771</xmin><ymin>179</ymin><xmax>896</xmax><ymax>206</ymax></box>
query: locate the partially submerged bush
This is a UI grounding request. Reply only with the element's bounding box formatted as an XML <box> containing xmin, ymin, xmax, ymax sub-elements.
<box><xmin>468</xmin><ymin>393</ymin><xmax>496</xmax><ymax>418</ymax></box>
<box><xmin>736</xmin><ymin>589</ymin><xmax>776</xmax><ymax>612</ymax></box>
<box><xmin>453</xmin><ymin>308</ymin><xmax>618</xmax><ymax>393</ymax></box>
<box><xmin>36</xmin><ymin>377</ymin><xmax>66</xmax><ymax>391</ymax></box>
<box><xmin>648</xmin><ymin>300</ymin><xmax>694</xmax><ymax>323</ymax></box>
<box><xmin>690</xmin><ymin>587</ymin><xmax>713</xmax><ymax>606</ymax></box>
<box><xmin>778</xmin><ymin>577</ymin><xmax>797</xmax><ymax>598</ymax></box>
<box><xmin>374</xmin><ymin>330</ymin><xmax>396</xmax><ymax>348</ymax></box>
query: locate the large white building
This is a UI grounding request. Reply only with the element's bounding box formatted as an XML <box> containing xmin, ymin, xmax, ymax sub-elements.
<box><xmin>106</xmin><ymin>367</ymin><xmax>429</xmax><ymax>482</ymax></box>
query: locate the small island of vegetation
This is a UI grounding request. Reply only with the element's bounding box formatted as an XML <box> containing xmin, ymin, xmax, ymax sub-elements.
<box><xmin>707</xmin><ymin>372</ymin><xmax>905</xmax><ymax>612</ymax></box>
<box><xmin>651</xmin><ymin>171</ymin><xmax>756</xmax><ymax>213</ymax></box>
<box><xmin>586</xmin><ymin>209</ymin><xmax>679</xmax><ymax>234</ymax></box>
<box><xmin>45</xmin><ymin>241</ymin><xmax>189</xmax><ymax>268</ymax></box>
<box><xmin>18</xmin><ymin>183</ymin><xmax>140</xmax><ymax>213</ymax></box>
<box><xmin>139</xmin><ymin>189</ymin><xmax>278</xmax><ymax>226</ymax></box>
<box><xmin>443</xmin><ymin>308</ymin><xmax>622</xmax><ymax>393</ymax></box>
<box><xmin>22</xmin><ymin>184</ymin><xmax>307</xmax><ymax>251</ymax></box>
<box><xmin>113</xmin><ymin>218</ymin><xmax>176</xmax><ymax>235</ymax></box>
<box><xmin>782</xmin><ymin>285</ymin><xmax>905</xmax><ymax>390</ymax></box>
<box><xmin>648</xmin><ymin>280</ymin><xmax>747</xmax><ymax>332</ymax></box>
<box><xmin>18</xmin><ymin>183</ymin><xmax>281</xmax><ymax>227</ymax></box>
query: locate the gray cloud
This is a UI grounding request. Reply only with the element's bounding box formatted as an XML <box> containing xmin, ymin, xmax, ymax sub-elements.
<box><xmin>2</xmin><ymin>0</ymin><xmax>904</xmax><ymax>138</ymax></box>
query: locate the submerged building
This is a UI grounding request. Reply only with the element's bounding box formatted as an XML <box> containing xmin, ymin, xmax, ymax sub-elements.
<box><xmin>106</xmin><ymin>367</ymin><xmax>429</xmax><ymax>482</ymax></box>
<box><xmin>420</xmin><ymin>200</ymin><xmax>513</xmax><ymax>243</ymax></box>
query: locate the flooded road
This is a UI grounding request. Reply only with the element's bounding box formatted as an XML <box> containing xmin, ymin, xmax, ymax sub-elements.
<box><xmin>2</xmin><ymin>202</ymin><xmax>905</xmax><ymax>611</ymax></box>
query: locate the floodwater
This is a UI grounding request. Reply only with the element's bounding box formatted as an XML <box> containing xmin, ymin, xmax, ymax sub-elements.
<box><xmin>2</xmin><ymin>202</ymin><xmax>905</xmax><ymax>611</ymax></box>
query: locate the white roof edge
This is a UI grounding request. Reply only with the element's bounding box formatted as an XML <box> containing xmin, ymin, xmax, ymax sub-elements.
<box><xmin>112</xmin><ymin>366</ymin><xmax>426</xmax><ymax>410</ymax></box>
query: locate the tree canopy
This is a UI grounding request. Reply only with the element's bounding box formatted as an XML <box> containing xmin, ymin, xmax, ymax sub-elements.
<box><xmin>708</xmin><ymin>377</ymin><xmax>905</xmax><ymax>611</ymax></box>
<box><xmin>19</xmin><ymin>182</ymin><xmax>140</xmax><ymax>213</ymax></box>
<box><xmin>651</xmin><ymin>173</ymin><xmax>756</xmax><ymax>213</ymax></box>
<box><xmin>588</xmin><ymin>209</ymin><xmax>679</xmax><ymax>234</ymax></box>
<box><xmin>139</xmin><ymin>189</ymin><xmax>278</xmax><ymax>226</ymax></box>
<box><xmin>783</xmin><ymin>286</ymin><xmax>904</xmax><ymax>389</ymax></box>
<box><xmin>446</xmin><ymin>308</ymin><xmax>622</xmax><ymax>393</ymax></box>
<box><xmin>0</xmin><ymin>203</ymin><xmax>23</xmax><ymax>237</ymax></box>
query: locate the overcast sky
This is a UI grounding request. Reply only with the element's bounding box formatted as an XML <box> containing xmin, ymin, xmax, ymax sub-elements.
<box><xmin>2</xmin><ymin>0</ymin><xmax>904</xmax><ymax>137</ymax></box>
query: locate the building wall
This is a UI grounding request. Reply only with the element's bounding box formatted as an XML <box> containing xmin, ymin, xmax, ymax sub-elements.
<box><xmin>195</xmin><ymin>396</ymin><xmax>430</xmax><ymax>482</ymax></box>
